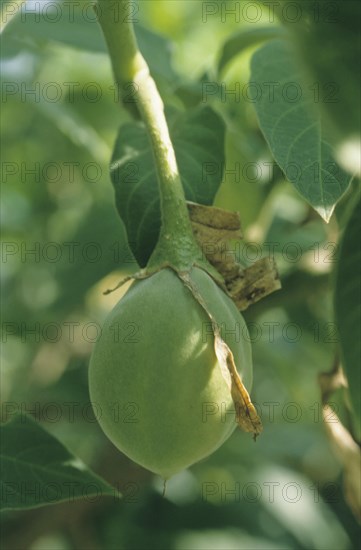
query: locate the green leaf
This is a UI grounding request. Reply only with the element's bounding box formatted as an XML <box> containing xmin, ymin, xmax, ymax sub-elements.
<box><xmin>276</xmin><ymin>0</ymin><xmax>361</xmax><ymax>140</ymax></box>
<box><xmin>250</xmin><ymin>39</ymin><xmax>351</xmax><ymax>222</ymax></box>
<box><xmin>218</xmin><ymin>26</ymin><xmax>287</xmax><ymax>75</ymax></box>
<box><xmin>111</xmin><ymin>106</ymin><xmax>225</xmax><ymax>266</ymax></box>
<box><xmin>136</xmin><ymin>24</ymin><xmax>177</xmax><ymax>83</ymax></box>
<box><xmin>174</xmin><ymin>72</ymin><xmax>214</xmax><ymax>108</ymax></box>
<box><xmin>0</xmin><ymin>414</ymin><xmax>118</xmax><ymax>511</ymax></box>
<box><xmin>334</xmin><ymin>196</ymin><xmax>361</xmax><ymax>435</ymax></box>
<box><xmin>1</xmin><ymin>1</ymin><xmax>176</xmax><ymax>82</ymax></box>
<box><xmin>1</xmin><ymin>2</ymin><xmax>105</xmax><ymax>55</ymax></box>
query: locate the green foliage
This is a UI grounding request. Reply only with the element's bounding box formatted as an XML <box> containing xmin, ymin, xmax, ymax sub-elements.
<box><xmin>274</xmin><ymin>0</ymin><xmax>361</xmax><ymax>139</ymax></box>
<box><xmin>0</xmin><ymin>414</ymin><xmax>117</xmax><ymax>510</ymax></box>
<box><xmin>1</xmin><ymin>1</ymin><xmax>176</xmax><ymax>84</ymax></box>
<box><xmin>335</xmin><ymin>196</ymin><xmax>361</xmax><ymax>435</ymax></box>
<box><xmin>1</xmin><ymin>0</ymin><xmax>360</xmax><ymax>547</ymax></box>
<box><xmin>218</xmin><ymin>25</ymin><xmax>287</xmax><ymax>74</ymax></box>
<box><xmin>251</xmin><ymin>39</ymin><xmax>351</xmax><ymax>222</ymax></box>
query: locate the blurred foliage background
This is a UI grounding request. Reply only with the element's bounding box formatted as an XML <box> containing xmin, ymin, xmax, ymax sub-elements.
<box><xmin>1</xmin><ymin>0</ymin><xmax>360</xmax><ymax>548</ymax></box>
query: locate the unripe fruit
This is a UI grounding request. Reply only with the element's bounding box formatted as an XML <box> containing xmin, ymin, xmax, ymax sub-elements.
<box><xmin>89</xmin><ymin>267</ymin><xmax>253</xmax><ymax>479</ymax></box>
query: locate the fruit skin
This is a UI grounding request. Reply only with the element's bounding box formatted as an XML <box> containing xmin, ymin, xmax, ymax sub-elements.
<box><xmin>89</xmin><ymin>267</ymin><xmax>253</xmax><ymax>478</ymax></box>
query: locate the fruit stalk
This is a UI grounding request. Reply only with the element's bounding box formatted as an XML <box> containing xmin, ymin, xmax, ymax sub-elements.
<box><xmin>96</xmin><ymin>0</ymin><xmax>201</xmax><ymax>270</ymax></box>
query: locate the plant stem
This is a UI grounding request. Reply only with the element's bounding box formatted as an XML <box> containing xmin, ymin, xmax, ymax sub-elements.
<box><xmin>96</xmin><ymin>0</ymin><xmax>201</xmax><ymax>270</ymax></box>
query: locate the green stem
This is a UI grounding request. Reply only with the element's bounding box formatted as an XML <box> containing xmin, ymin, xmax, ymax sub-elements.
<box><xmin>96</xmin><ymin>0</ymin><xmax>201</xmax><ymax>271</ymax></box>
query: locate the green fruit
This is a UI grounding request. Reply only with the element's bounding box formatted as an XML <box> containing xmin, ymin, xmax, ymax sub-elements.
<box><xmin>89</xmin><ymin>267</ymin><xmax>253</xmax><ymax>478</ymax></box>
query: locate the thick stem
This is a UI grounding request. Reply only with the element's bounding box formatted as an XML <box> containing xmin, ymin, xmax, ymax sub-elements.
<box><xmin>97</xmin><ymin>0</ymin><xmax>201</xmax><ymax>270</ymax></box>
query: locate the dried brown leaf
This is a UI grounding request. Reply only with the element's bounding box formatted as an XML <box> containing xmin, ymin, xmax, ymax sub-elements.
<box><xmin>187</xmin><ymin>201</ymin><xmax>281</xmax><ymax>310</ymax></box>
<box><xmin>179</xmin><ymin>271</ymin><xmax>262</xmax><ymax>439</ymax></box>
<box><xmin>228</xmin><ymin>257</ymin><xmax>281</xmax><ymax>310</ymax></box>
<box><xmin>215</xmin><ymin>337</ymin><xmax>263</xmax><ymax>437</ymax></box>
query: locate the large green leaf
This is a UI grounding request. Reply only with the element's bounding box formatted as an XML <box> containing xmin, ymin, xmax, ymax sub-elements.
<box><xmin>1</xmin><ymin>1</ymin><xmax>176</xmax><ymax>82</ymax></box>
<box><xmin>274</xmin><ymin>0</ymin><xmax>361</xmax><ymax>140</ymax></box>
<box><xmin>0</xmin><ymin>414</ymin><xmax>117</xmax><ymax>510</ymax></box>
<box><xmin>218</xmin><ymin>26</ymin><xmax>287</xmax><ymax>75</ymax></box>
<box><xmin>250</xmin><ymin>39</ymin><xmax>351</xmax><ymax>222</ymax></box>
<box><xmin>334</xmin><ymin>196</ymin><xmax>361</xmax><ymax>435</ymax></box>
<box><xmin>111</xmin><ymin>106</ymin><xmax>225</xmax><ymax>266</ymax></box>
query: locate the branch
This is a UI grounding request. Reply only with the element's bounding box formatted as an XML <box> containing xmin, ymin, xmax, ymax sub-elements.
<box><xmin>96</xmin><ymin>1</ymin><xmax>199</xmax><ymax>269</ymax></box>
